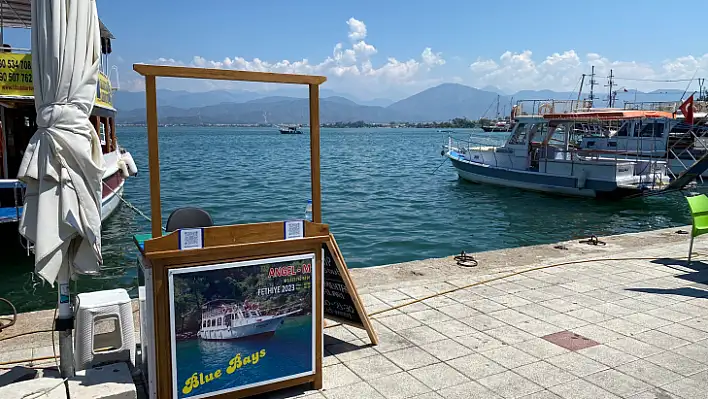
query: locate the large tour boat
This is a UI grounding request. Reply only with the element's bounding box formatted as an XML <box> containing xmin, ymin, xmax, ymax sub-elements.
<box><xmin>198</xmin><ymin>300</ymin><xmax>302</xmax><ymax>341</ymax></box>
<box><xmin>0</xmin><ymin>11</ymin><xmax>137</xmax><ymax>232</ymax></box>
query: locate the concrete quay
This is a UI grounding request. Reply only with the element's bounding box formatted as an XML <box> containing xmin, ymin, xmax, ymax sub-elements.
<box><xmin>2</xmin><ymin>226</ymin><xmax>707</xmax><ymax>399</ymax></box>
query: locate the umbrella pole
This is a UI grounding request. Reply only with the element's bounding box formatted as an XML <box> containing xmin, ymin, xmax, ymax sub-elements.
<box><xmin>56</xmin><ymin>265</ymin><xmax>75</xmax><ymax>378</ymax></box>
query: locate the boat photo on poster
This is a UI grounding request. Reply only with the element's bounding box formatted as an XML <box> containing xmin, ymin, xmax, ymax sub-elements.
<box><xmin>168</xmin><ymin>254</ymin><xmax>316</xmax><ymax>399</ymax></box>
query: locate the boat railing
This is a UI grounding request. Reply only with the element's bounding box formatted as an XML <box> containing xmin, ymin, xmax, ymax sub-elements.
<box><xmin>515</xmin><ymin>99</ymin><xmax>591</xmax><ymax>116</ymax></box>
<box><xmin>623</xmin><ymin>101</ymin><xmax>679</xmax><ymax>112</ymax></box>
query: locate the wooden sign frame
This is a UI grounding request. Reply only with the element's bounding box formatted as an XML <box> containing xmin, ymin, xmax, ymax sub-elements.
<box><xmin>140</xmin><ymin>221</ymin><xmax>330</xmax><ymax>399</ymax></box>
<box><xmin>324</xmin><ymin>234</ymin><xmax>378</xmax><ymax>345</ymax></box>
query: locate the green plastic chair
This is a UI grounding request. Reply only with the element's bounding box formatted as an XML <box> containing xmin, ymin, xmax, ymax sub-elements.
<box><xmin>685</xmin><ymin>194</ymin><xmax>708</xmax><ymax>262</ymax></box>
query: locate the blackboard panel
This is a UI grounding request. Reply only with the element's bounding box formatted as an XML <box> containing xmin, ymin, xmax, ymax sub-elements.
<box><xmin>323</xmin><ymin>242</ymin><xmax>363</xmax><ymax>327</ymax></box>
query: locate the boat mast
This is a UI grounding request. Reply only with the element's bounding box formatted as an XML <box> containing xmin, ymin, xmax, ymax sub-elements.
<box><xmin>495</xmin><ymin>95</ymin><xmax>500</xmax><ymax>120</ymax></box>
<box><xmin>577</xmin><ymin>74</ymin><xmax>586</xmax><ymax>109</ymax></box>
<box><xmin>606</xmin><ymin>69</ymin><xmax>615</xmax><ymax>108</ymax></box>
<box><xmin>588</xmin><ymin>65</ymin><xmax>597</xmax><ymax>108</ymax></box>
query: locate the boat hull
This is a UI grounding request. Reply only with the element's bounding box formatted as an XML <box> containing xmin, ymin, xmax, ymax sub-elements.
<box><xmin>198</xmin><ymin>315</ymin><xmax>287</xmax><ymax>341</ymax></box>
<box><xmin>448</xmin><ymin>155</ymin><xmax>643</xmax><ymax>199</ymax></box>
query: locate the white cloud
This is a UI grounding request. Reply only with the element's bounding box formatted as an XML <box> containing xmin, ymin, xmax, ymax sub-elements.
<box><xmin>469</xmin><ymin>50</ymin><xmax>708</xmax><ymax>93</ymax></box>
<box><xmin>133</xmin><ymin>17</ymin><xmax>445</xmax><ymax>98</ymax></box>
<box><xmin>347</xmin><ymin>17</ymin><xmax>367</xmax><ymax>41</ymax></box>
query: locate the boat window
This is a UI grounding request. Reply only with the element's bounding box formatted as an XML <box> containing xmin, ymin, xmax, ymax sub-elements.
<box><xmin>639</xmin><ymin>122</ymin><xmax>664</xmax><ymax>137</ymax></box>
<box><xmin>217</xmin><ymin>318</ymin><xmax>222</xmax><ymax>326</ymax></box>
<box><xmin>508</xmin><ymin>123</ymin><xmax>529</xmax><ymax>144</ymax></box>
<box><xmin>249</xmin><ymin>311</ymin><xmax>258</xmax><ymax>317</ymax></box>
<box><xmin>207</xmin><ymin>320</ymin><xmax>211</xmax><ymax>327</ymax></box>
<box><xmin>203</xmin><ymin>321</ymin><xmax>206</xmax><ymax>328</ymax></box>
<box><xmin>616</xmin><ymin>123</ymin><xmax>629</xmax><ymax>137</ymax></box>
<box><xmin>633</xmin><ymin>121</ymin><xmax>642</xmax><ymax>137</ymax></box>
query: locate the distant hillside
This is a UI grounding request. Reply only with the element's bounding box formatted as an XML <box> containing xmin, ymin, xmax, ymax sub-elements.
<box><xmin>116</xmin><ymin>83</ymin><xmax>693</xmax><ymax>124</ymax></box>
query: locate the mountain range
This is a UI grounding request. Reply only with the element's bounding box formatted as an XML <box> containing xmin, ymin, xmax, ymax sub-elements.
<box><xmin>114</xmin><ymin>84</ymin><xmax>688</xmax><ymax>125</ymax></box>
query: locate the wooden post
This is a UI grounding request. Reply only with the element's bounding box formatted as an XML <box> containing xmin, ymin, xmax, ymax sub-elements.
<box><xmin>145</xmin><ymin>75</ymin><xmax>162</xmax><ymax>237</ymax></box>
<box><xmin>309</xmin><ymin>84</ymin><xmax>322</xmax><ymax>223</ymax></box>
<box><xmin>110</xmin><ymin>117</ymin><xmax>117</xmax><ymax>152</ymax></box>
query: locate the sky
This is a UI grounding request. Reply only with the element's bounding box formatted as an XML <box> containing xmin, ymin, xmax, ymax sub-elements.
<box><xmin>5</xmin><ymin>0</ymin><xmax>707</xmax><ymax>100</ymax></box>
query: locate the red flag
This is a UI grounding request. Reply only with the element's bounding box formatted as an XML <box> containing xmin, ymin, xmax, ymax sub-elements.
<box><xmin>680</xmin><ymin>94</ymin><xmax>694</xmax><ymax>125</ymax></box>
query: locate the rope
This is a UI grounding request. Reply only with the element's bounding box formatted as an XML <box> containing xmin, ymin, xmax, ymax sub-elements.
<box><xmin>453</xmin><ymin>251</ymin><xmax>478</xmax><ymax>267</ymax></box>
<box><xmin>102</xmin><ymin>181</ymin><xmax>165</xmax><ymax>231</ymax></box>
<box><xmin>578</xmin><ymin>235</ymin><xmax>606</xmax><ymax>246</ymax></box>
<box><xmin>0</xmin><ymin>297</ymin><xmax>17</xmax><ymax>332</ymax></box>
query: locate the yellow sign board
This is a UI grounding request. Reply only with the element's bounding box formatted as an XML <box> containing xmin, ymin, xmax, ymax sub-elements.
<box><xmin>0</xmin><ymin>53</ymin><xmax>114</xmax><ymax>108</ymax></box>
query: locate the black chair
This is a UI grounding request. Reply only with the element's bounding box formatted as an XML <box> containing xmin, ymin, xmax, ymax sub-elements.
<box><xmin>165</xmin><ymin>207</ymin><xmax>214</xmax><ymax>232</ymax></box>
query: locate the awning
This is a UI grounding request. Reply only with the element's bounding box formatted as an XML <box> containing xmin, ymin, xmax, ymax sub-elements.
<box><xmin>0</xmin><ymin>0</ymin><xmax>114</xmax><ymax>38</ymax></box>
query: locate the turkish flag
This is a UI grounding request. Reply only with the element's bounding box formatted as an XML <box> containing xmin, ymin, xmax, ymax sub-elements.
<box><xmin>680</xmin><ymin>94</ymin><xmax>694</xmax><ymax>125</ymax></box>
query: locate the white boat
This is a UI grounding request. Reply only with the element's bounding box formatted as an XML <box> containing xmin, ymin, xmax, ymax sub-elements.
<box><xmin>279</xmin><ymin>125</ymin><xmax>303</xmax><ymax>134</ymax></box>
<box><xmin>0</xmin><ymin>18</ymin><xmax>137</xmax><ymax>228</ymax></box>
<box><xmin>442</xmin><ymin>108</ymin><xmax>708</xmax><ymax>199</ymax></box>
<box><xmin>198</xmin><ymin>301</ymin><xmax>302</xmax><ymax>341</ymax></box>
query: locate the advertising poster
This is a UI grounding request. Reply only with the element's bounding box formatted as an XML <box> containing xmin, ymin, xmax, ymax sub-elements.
<box><xmin>0</xmin><ymin>53</ymin><xmax>33</xmax><ymax>96</ymax></box>
<box><xmin>168</xmin><ymin>254</ymin><xmax>316</xmax><ymax>399</ymax></box>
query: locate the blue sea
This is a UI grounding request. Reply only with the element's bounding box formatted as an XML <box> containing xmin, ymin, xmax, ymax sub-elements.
<box><xmin>1</xmin><ymin>127</ymin><xmax>700</xmax><ymax>312</ymax></box>
<box><xmin>174</xmin><ymin>315</ymin><xmax>313</xmax><ymax>398</ymax></box>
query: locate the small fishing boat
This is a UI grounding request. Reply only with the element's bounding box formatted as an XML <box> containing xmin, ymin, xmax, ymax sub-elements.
<box><xmin>279</xmin><ymin>125</ymin><xmax>303</xmax><ymax>134</ymax></box>
<box><xmin>198</xmin><ymin>300</ymin><xmax>302</xmax><ymax>341</ymax></box>
<box><xmin>442</xmin><ymin>108</ymin><xmax>708</xmax><ymax>199</ymax></box>
<box><xmin>481</xmin><ymin>121</ymin><xmax>513</xmax><ymax>132</ymax></box>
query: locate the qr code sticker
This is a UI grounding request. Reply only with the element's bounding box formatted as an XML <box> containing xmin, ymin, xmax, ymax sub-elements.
<box><xmin>180</xmin><ymin>228</ymin><xmax>203</xmax><ymax>250</ymax></box>
<box><xmin>285</xmin><ymin>220</ymin><xmax>304</xmax><ymax>240</ymax></box>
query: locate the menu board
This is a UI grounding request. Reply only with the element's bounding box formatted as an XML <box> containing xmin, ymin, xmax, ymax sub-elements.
<box><xmin>323</xmin><ymin>235</ymin><xmax>378</xmax><ymax>344</ymax></box>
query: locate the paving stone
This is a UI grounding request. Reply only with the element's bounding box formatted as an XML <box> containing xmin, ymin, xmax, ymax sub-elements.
<box><xmin>485</xmin><ymin>325</ymin><xmax>536</xmax><ymax>344</ymax></box>
<box><xmin>577</xmin><ymin>344</ymin><xmax>638</xmax><ymax>367</ymax></box>
<box><xmin>612</xmin><ymin>298</ymin><xmax>660</xmax><ymax>313</ymax></box>
<box><xmin>421</xmin><ymin>295</ymin><xmax>458</xmax><ymax>309</ymax></box>
<box><xmin>490</xmin><ymin>281</ymin><xmax>530</xmax><ymax>294</ymax></box>
<box><xmin>572</xmin><ymin>324</ymin><xmax>626</xmax><ymax>343</ymax></box>
<box><xmin>566</xmin><ymin>308</ymin><xmax>615</xmax><ymax>323</ymax></box>
<box><xmin>324</xmin><ymin>325</ymin><xmax>359</xmax><ymax>344</ymax></box>
<box><xmin>545</xmin><ymin>352</ymin><xmax>609</xmax><ymax>377</ymax></box>
<box><xmin>493</xmin><ymin>294</ymin><xmax>533</xmax><ymax>308</ymax></box>
<box><xmin>542</xmin><ymin>331</ymin><xmax>600</xmax><ymax>351</ymax></box>
<box><xmin>437</xmin><ymin>303</ymin><xmax>483</xmax><ymax>319</ymax></box>
<box><xmin>446</xmin><ymin>353</ymin><xmax>508</xmax><ymax>380</ymax></box>
<box><xmin>444</xmin><ymin>289</ymin><xmax>484</xmax><ymax>303</ymax></box>
<box><xmin>515</xmin><ymin>318</ymin><xmax>563</xmax><ymax>337</ymax></box>
<box><xmin>660</xmin><ymin>377</ymin><xmax>707</xmax><ymax>399</ymax></box>
<box><xmin>514</xmin><ymin>289</ymin><xmax>559</xmax><ymax>303</ymax></box>
<box><xmin>515</xmin><ymin>303</ymin><xmax>562</xmax><ymax>319</ymax></box>
<box><xmin>547</xmin><ymin>379</ymin><xmax>621</xmax><ymax>399</ymax></box>
<box><xmin>377</xmin><ymin>314</ymin><xmax>423</xmax><ymax>332</ymax></box>
<box><xmin>398</xmin><ymin>325</ymin><xmax>448</xmax><ymax>346</ymax></box>
<box><xmin>460</xmin><ymin>314</ymin><xmax>508</xmax><ymax>331</ymax></box>
<box><xmin>329</xmin><ymin>339</ymin><xmax>378</xmax><ymax>362</ymax></box>
<box><xmin>559</xmin><ymin>281</ymin><xmax>598</xmax><ymax>293</ymax></box>
<box><xmin>517</xmin><ymin>391</ymin><xmax>562</xmax><ymax>399</ymax></box>
<box><xmin>345</xmin><ymin>353</ymin><xmax>402</xmax><ymax>380</ymax></box>
<box><xmin>582</xmin><ymin>289</ymin><xmax>630</xmax><ymax>302</ymax></box>
<box><xmin>470</xmin><ymin>285</ymin><xmax>507</xmax><ymax>299</ymax></box>
<box><xmin>436</xmin><ymin>381</ymin><xmax>503</xmax><ymax>399</ymax></box>
<box><xmin>478</xmin><ymin>370</ymin><xmax>544</xmax><ymax>399</ymax></box>
<box><xmin>466</xmin><ymin>298</ymin><xmax>509</xmax><ymax>313</ymax></box>
<box><xmin>539</xmin><ymin>298</ymin><xmax>585</xmax><ymax>313</ymax></box>
<box><xmin>584</xmin><ymin>369</ymin><xmax>652</xmax><ymax>398</ymax></box>
<box><xmin>605</xmin><ymin>337</ymin><xmax>664</xmax><ymax>358</ymax></box>
<box><xmin>408</xmin><ymin>309</ymin><xmax>452</xmax><ymax>324</ymax></box>
<box><xmin>615</xmin><ymin>359</ymin><xmax>683</xmax><ymax>386</ymax></box>
<box><xmin>598</xmin><ymin>318</ymin><xmax>652</xmax><ymax>337</ymax></box>
<box><xmin>544</xmin><ymin>313</ymin><xmax>591</xmax><ymax>330</ymax></box>
<box><xmin>488</xmin><ymin>308</ymin><xmax>534</xmax><ymax>324</ymax></box>
<box><xmin>404</xmin><ymin>286</ymin><xmax>439</xmax><ymax>299</ymax></box>
<box><xmin>645</xmin><ymin>307</ymin><xmax>695</xmax><ymax>322</ymax></box>
<box><xmin>680</xmin><ymin>317</ymin><xmax>708</xmax><ymax>333</ymax></box>
<box><xmin>322</xmin><ymin>364</ymin><xmax>362</xmax><ymax>390</ymax></box>
<box><xmin>657</xmin><ymin>323</ymin><xmax>708</xmax><ymax>342</ymax></box>
<box><xmin>621</xmin><ymin>313</ymin><xmax>673</xmax><ymax>330</ymax></box>
<box><xmin>633</xmin><ymin>330</ymin><xmax>691</xmax><ymax>350</ymax></box>
<box><xmin>427</xmin><ymin>319</ymin><xmax>477</xmax><ymax>338</ymax></box>
<box><xmin>384</xmin><ymin>347</ymin><xmax>438</xmax><ymax>371</ymax></box>
<box><xmin>388</xmin><ymin>300</ymin><xmax>432</xmax><ymax>314</ymax></box>
<box><xmin>673</xmin><ymin>342</ymin><xmax>708</xmax><ymax>363</ymax></box>
<box><xmin>481</xmin><ymin>345</ymin><xmax>539</xmax><ymax>369</ymax></box>
<box><xmin>454</xmin><ymin>331</ymin><xmax>505</xmax><ymax>352</ymax></box>
<box><xmin>408</xmin><ymin>393</ymin><xmax>443</xmax><ymax>399</ymax></box>
<box><xmin>408</xmin><ymin>362</ymin><xmax>470</xmax><ymax>391</ymax></box>
<box><xmin>515</xmin><ymin>337</ymin><xmax>570</xmax><ymax>359</ymax></box>
<box><xmin>420</xmin><ymin>338</ymin><xmax>473</xmax><ymax>361</ymax></box>
<box><xmin>589</xmin><ymin>303</ymin><xmax>636</xmax><ymax>318</ymax></box>
<box><xmin>368</xmin><ymin>371</ymin><xmax>431</xmax><ymax>399</ymax></box>
<box><xmin>665</xmin><ymin>302</ymin><xmax>708</xmax><ymax>318</ymax></box>
<box><xmin>644</xmin><ymin>351</ymin><xmax>708</xmax><ymax>377</ymax></box>
<box><xmin>374</xmin><ymin>289</ymin><xmax>413</xmax><ymax>304</ymax></box>
<box><xmin>373</xmin><ymin>332</ymin><xmax>415</xmax><ymax>354</ymax></box>
<box><xmin>322</xmin><ymin>381</ymin><xmax>384</xmax><ymax>399</ymax></box>
<box><xmin>513</xmin><ymin>361</ymin><xmax>575</xmax><ymax>388</ymax></box>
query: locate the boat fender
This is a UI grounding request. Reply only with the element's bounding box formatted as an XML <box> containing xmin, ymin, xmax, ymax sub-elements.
<box><xmin>117</xmin><ymin>159</ymin><xmax>130</xmax><ymax>178</ymax></box>
<box><xmin>577</xmin><ymin>171</ymin><xmax>587</xmax><ymax>189</ymax></box>
<box><xmin>122</xmin><ymin>152</ymin><xmax>139</xmax><ymax>176</ymax></box>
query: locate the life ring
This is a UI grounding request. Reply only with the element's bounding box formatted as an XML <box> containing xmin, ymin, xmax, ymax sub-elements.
<box><xmin>539</xmin><ymin>103</ymin><xmax>553</xmax><ymax>115</ymax></box>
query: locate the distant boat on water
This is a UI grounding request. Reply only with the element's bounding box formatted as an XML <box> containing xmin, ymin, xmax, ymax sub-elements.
<box><xmin>279</xmin><ymin>125</ymin><xmax>303</xmax><ymax>134</ymax></box>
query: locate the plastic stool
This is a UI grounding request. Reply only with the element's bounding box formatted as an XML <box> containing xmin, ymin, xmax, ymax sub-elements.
<box><xmin>74</xmin><ymin>289</ymin><xmax>136</xmax><ymax>371</ymax></box>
